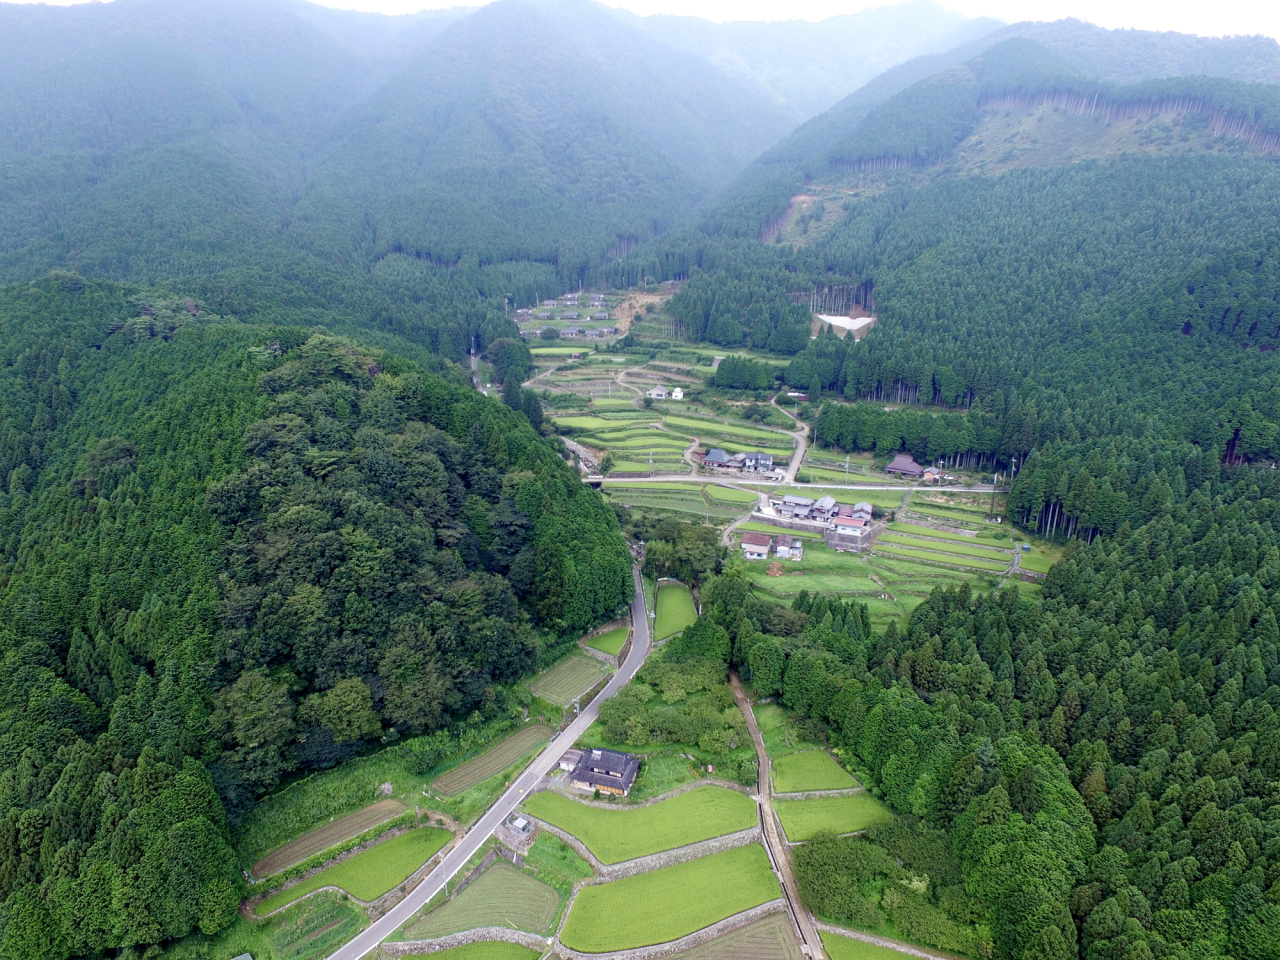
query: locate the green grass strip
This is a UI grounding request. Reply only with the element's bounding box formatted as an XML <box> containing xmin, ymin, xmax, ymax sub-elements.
<box><xmin>772</xmin><ymin>751</ymin><xmax>857</xmax><ymax>793</ymax></box>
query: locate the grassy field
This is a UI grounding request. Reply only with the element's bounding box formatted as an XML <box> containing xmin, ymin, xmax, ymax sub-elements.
<box><xmin>655</xmin><ymin>583</ymin><xmax>697</xmax><ymax>639</ymax></box>
<box><xmin>529</xmin><ymin>654</ymin><xmax>610</xmax><ymax>707</ymax></box>
<box><xmin>1020</xmin><ymin>551</ymin><xmax>1053</xmax><ymax>573</ymax></box>
<box><xmin>251</xmin><ymin>799</ymin><xmax>407</xmax><ymax>879</ymax></box>
<box><xmin>552</xmin><ymin>415</ymin><xmax>623</xmax><ymax>429</ymax></box>
<box><xmin>662</xmin><ymin>912</ymin><xmax>804</xmax><ymax>960</ymax></box>
<box><xmin>774</xmin><ymin>794</ymin><xmax>894</xmax><ymax>842</ymax></box>
<box><xmin>255</xmin><ymin>827</ymin><xmax>452</xmax><ymax>915</ymax></box>
<box><xmin>401</xmin><ymin>944</ymin><xmax>542</xmax><ymax>960</ymax></box>
<box><xmin>821</xmin><ymin>931</ymin><xmax>917</xmax><ymax>960</ymax></box>
<box><xmin>800</xmin><ymin>465</ymin><xmax>896</xmax><ymax>484</ymax></box>
<box><xmin>431</xmin><ymin>725</ymin><xmax>552</xmax><ymax>797</ymax></box>
<box><xmin>908</xmin><ymin>504</ymin><xmax>1000</xmax><ymax>525</ymax></box>
<box><xmin>873</xmin><ymin>543</ymin><xmax>1008</xmax><ymax>572</ymax></box>
<box><xmin>559</xmin><ymin>845</ymin><xmax>780</xmax><ymax>952</ymax></box>
<box><xmin>887</xmin><ymin>522</ymin><xmax>1001</xmax><ymax>544</ymax></box>
<box><xmin>738</xmin><ymin>521</ymin><xmax>821</xmax><ymax>538</ymax></box>
<box><xmin>664</xmin><ymin>415</ymin><xmax>787</xmax><ymax>442</ymax></box>
<box><xmin>400</xmin><ymin>862</ymin><xmax>560</xmax><ymax>939</ymax></box>
<box><xmin>878</xmin><ymin>533</ymin><xmax>1012</xmax><ymax>560</ymax></box>
<box><xmin>522</xmin><ymin>786</ymin><xmax>757</xmax><ymax>864</ymax></box>
<box><xmin>524</xmin><ymin>831</ymin><xmax>595</xmax><ymax>886</ymax></box>
<box><xmin>585</xmin><ymin>624</ymin><xmax>628</xmax><ymax>656</ymax></box>
<box><xmin>772</xmin><ymin>751</ymin><xmax>856</xmax><ymax>793</ymax></box>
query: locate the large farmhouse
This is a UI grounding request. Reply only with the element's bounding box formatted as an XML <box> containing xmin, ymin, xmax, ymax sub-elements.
<box><xmin>570</xmin><ymin>748</ymin><xmax>640</xmax><ymax>796</ymax></box>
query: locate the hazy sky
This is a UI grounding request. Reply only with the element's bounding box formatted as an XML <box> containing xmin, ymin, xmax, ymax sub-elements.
<box><xmin>5</xmin><ymin>0</ymin><xmax>1278</xmax><ymax>40</ymax></box>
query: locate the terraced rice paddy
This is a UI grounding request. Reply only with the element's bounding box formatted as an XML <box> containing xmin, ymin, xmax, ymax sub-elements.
<box><xmin>431</xmin><ymin>725</ymin><xmax>553</xmax><ymax>796</ymax></box>
<box><xmin>705</xmin><ymin>485</ymin><xmax>761</xmax><ymax>503</ymax></box>
<box><xmin>263</xmin><ymin>891</ymin><xmax>369</xmax><ymax>960</ymax></box>
<box><xmin>878</xmin><ymin>533</ymin><xmax>1012</xmax><ymax>561</ymax></box>
<box><xmin>873</xmin><ymin>543</ymin><xmax>1008</xmax><ymax>572</ymax></box>
<box><xmin>774</xmin><ymin>794</ymin><xmax>894</xmax><ymax>842</ymax></box>
<box><xmin>655</xmin><ymin>583</ymin><xmax>698</xmax><ymax>639</ymax></box>
<box><xmin>528</xmin><ymin>655</ymin><xmax>610</xmax><ymax>707</ymax></box>
<box><xmin>771</xmin><ymin>751</ymin><xmax>856</xmax><ymax>793</ymax></box>
<box><xmin>887</xmin><ymin>522</ymin><xmax>1004</xmax><ymax>544</ymax></box>
<box><xmin>559</xmin><ymin>845</ymin><xmax>780</xmax><ymax>952</ymax></box>
<box><xmin>662</xmin><ymin>911</ymin><xmax>804</xmax><ymax>960</ymax></box>
<box><xmin>401</xmin><ymin>943</ymin><xmax>542</xmax><ymax>960</ymax></box>
<box><xmin>821</xmin><ymin>931</ymin><xmax>916</xmax><ymax>960</ymax></box>
<box><xmin>252</xmin><ymin>798</ymin><xmax>407</xmax><ymax>878</ymax></box>
<box><xmin>255</xmin><ymin>827</ymin><xmax>452</xmax><ymax>914</ymax></box>
<box><xmin>522</xmin><ymin>786</ymin><xmax>757</xmax><ymax>864</ymax></box>
<box><xmin>584</xmin><ymin>624</ymin><xmax>628</xmax><ymax>656</ymax></box>
<box><xmin>400</xmin><ymin>862</ymin><xmax>560</xmax><ymax>939</ymax></box>
<box><xmin>738</xmin><ymin>521</ymin><xmax>821</xmax><ymax>539</ymax></box>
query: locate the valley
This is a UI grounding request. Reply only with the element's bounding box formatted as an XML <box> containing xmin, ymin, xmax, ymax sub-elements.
<box><xmin>2</xmin><ymin>3</ymin><xmax>1280</xmax><ymax>960</ymax></box>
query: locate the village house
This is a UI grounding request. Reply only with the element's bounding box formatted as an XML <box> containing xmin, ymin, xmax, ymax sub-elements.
<box><xmin>563</xmin><ymin>311</ymin><xmax>580</xmax><ymax>320</ymax></box>
<box><xmin>832</xmin><ymin>515</ymin><xmax>869</xmax><ymax>537</ymax></box>
<box><xmin>542</xmin><ymin>300</ymin><xmax>556</xmax><ymax>307</ymax></box>
<box><xmin>744</xmin><ymin>452</ymin><xmax>773</xmax><ymax>472</ymax></box>
<box><xmin>775</xmin><ymin>493</ymin><xmax>815</xmax><ymax>518</ymax></box>
<box><xmin>812</xmin><ymin>495</ymin><xmax>837</xmax><ymax>519</ymax></box>
<box><xmin>558</xmin><ymin>748</ymin><xmax>583</xmax><ymax>773</ymax></box>
<box><xmin>562</xmin><ymin>326</ymin><xmax>583</xmax><ymax>336</ymax></box>
<box><xmin>646</xmin><ymin>386</ymin><xmax>669</xmax><ymax>399</ymax></box>
<box><xmin>775</xmin><ymin>534</ymin><xmax>803</xmax><ymax>560</ymax></box>
<box><xmin>701</xmin><ymin>448</ymin><xmax>731</xmax><ymax>468</ymax></box>
<box><xmin>584</xmin><ymin>329</ymin><xmax>602</xmax><ymax>338</ymax></box>
<box><xmin>852</xmin><ymin>501</ymin><xmax>874</xmax><ymax>521</ymax></box>
<box><xmin>570</xmin><ymin>748</ymin><xmax>639</xmax><ymax>796</ymax></box>
<box><xmin>741</xmin><ymin>531</ymin><xmax>773</xmax><ymax>560</ymax></box>
<box><xmin>592</xmin><ymin>311</ymin><xmax>610</xmax><ymax>321</ymax></box>
<box><xmin>886</xmin><ymin>453</ymin><xmax>925</xmax><ymax>477</ymax></box>
<box><xmin>535</xmin><ymin>310</ymin><xmax>553</xmax><ymax>319</ymax></box>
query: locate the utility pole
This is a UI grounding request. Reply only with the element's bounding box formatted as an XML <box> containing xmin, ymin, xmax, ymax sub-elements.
<box><xmin>989</xmin><ymin>473</ymin><xmax>999</xmax><ymax>519</ymax></box>
<box><xmin>845</xmin><ymin>455</ymin><xmax>850</xmax><ymax>484</ymax></box>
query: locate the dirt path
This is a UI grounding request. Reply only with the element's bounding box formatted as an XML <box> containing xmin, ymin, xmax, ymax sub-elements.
<box><xmin>770</xmin><ymin>394</ymin><xmax>809</xmax><ymax>482</ymax></box>
<box><xmin>729</xmin><ymin>671</ymin><xmax>823</xmax><ymax>960</ymax></box>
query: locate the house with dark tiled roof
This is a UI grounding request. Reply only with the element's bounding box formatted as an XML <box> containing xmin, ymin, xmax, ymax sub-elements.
<box><xmin>886</xmin><ymin>453</ymin><xmax>924</xmax><ymax>476</ymax></box>
<box><xmin>570</xmin><ymin>748</ymin><xmax>639</xmax><ymax>796</ymax></box>
<box><xmin>775</xmin><ymin>534</ymin><xmax>803</xmax><ymax>560</ymax></box>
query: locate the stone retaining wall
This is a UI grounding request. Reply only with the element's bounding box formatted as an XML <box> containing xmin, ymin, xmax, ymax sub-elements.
<box><xmin>772</xmin><ymin>787</ymin><xmax>865</xmax><ymax>801</ymax></box>
<box><xmin>382</xmin><ymin>928</ymin><xmax>551</xmax><ymax>956</ymax></box>
<box><xmin>527</xmin><ymin>819</ymin><xmax>762</xmax><ymax>881</ymax></box>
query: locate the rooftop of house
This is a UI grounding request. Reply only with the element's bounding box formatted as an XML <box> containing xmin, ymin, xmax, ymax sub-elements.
<box><xmin>777</xmin><ymin>534</ymin><xmax>794</xmax><ymax>547</ymax></box>
<box><xmin>782</xmin><ymin>494</ymin><xmax>814</xmax><ymax>506</ymax></box>
<box><xmin>704</xmin><ymin>448</ymin><xmax>730</xmax><ymax>463</ymax></box>
<box><xmin>886</xmin><ymin>453</ymin><xmax>924</xmax><ymax>474</ymax></box>
<box><xmin>814</xmin><ymin>495</ymin><xmax>836</xmax><ymax>511</ymax></box>
<box><xmin>741</xmin><ymin>532</ymin><xmax>773</xmax><ymax>547</ymax></box>
<box><xmin>571</xmin><ymin>749</ymin><xmax>639</xmax><ymax>791</ymax></box>
<box><xmin>854</xmin><ymin>502</ymin><xmax>873</xmax><ymax>513</ymax></box>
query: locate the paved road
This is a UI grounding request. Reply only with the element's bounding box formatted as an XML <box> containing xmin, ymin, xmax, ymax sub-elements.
<box><xmin>326</xmin><ymin>564</ymin><xmax>653</xmax><ymax>960</ymax></box>
<box><xmin>729</xmin><ymin>671</ymin><xmax>823</xmax><ymax>960</ymax></box>
<box><xmin>600</xmin><ymin>475</ymin><xmax>998</xmax><ymax>493</ymax></box>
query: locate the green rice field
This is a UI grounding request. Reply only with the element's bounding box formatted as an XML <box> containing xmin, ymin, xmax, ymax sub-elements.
<box><xmin>774</xmin><ymin>794</ymin><xmax>894</xmax><ymax>842</ymax></box>
<box><xmin>821</xmin><ymin>931</ymin><xmax>913</xmax><ymax>960</ymax></box>
<box><xmin>655</xmin><ymin>583</ymin><xmax>698</xmax><ymax>639</ymax></box>
<box><xmin>431</xmin><ymin>725</ymin><xmax>553</xmax><ymax>797</ymax></box>
<box><xmin>800</xmin><ymin>465</ymin><xmax>896</xmax><ymax>484</ymax></box>
<box><xmin>559</xmin><ymin>845</ymin><xmax>780</xmax><ymax>952</ymax></box>
<box><xmin>771</xmin><ymin>751</ymin><xmax>856</xmax><ymax>793</ymax></box>
<box><xmin>585</xmin><ymin>624</ymin><xmax>628</xmax><ymax>656</ymax></box>
<box><xmin>529</xmin><ymin>654</ymin><xmax>610</xmax><ymax>707</ymax></box>
<box><xmin>255</xmin><ymin>827</ymin><xmax>452</xmax><ymax>914</ymax></box>
<box><xmin>401</xmin><ymin>943</ymin><xmax>542</xmax><ymax>960</ymax></box>
<box><xmin>399</xmin><ymin>862</ymin><xmax>560</xmax><ymax>939</ymax></box>
<box><xmin>522</xmin><ymin>786</ymin><xmax>757</xmax><ymax>864</ymax></box>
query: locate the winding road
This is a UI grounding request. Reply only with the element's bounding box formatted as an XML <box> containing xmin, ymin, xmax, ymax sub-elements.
<box><xmin>326</xmin><ymin>563</ymin><xmax>653</xmax><ymax>960</ymax></box>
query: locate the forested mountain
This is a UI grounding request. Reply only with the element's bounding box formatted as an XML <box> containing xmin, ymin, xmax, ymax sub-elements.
<box><xmin>0</xmin><ymin>275</ymin><xmax>632</xmax><ymax>955</ymax></box>
<box><xmin>617</xmin><ymin>0</ymin><xmax>1000</xmax><ymax>120</ymax></box>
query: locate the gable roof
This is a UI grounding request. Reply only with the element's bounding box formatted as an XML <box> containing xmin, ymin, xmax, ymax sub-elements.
<box><xmin>741</xmin><ymin>532</ymin><xmax>773</xmax><ymax>547</ymax></box>
<box><xmin>704</xmin><ymin>448</ymin><xmax>730</xmax><ymax>464</ymax></box>
<box><xmin>853</xmin><ymin>502</ymin><xmax>873</xmax><ymax>514</ymax></box>
<box><xmin>814</xmin><ymin>495</ymin><xmax>836</xmax><ymax>511</ymax></box>
<box><xmin>781</xmin><ymin>494</ymin><xmax>813</xmax><ymax>506</ymax></box>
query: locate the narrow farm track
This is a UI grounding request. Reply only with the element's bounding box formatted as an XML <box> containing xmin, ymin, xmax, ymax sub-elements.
<box><xmin>769</xmin><ymin>393</ymin><xmax>809</xmax><ymax>482</ymax></box>
<box><xmin>728</xmin><ymin>671</ymin><xmax>823</xmax><ymax>960</ymax></box>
